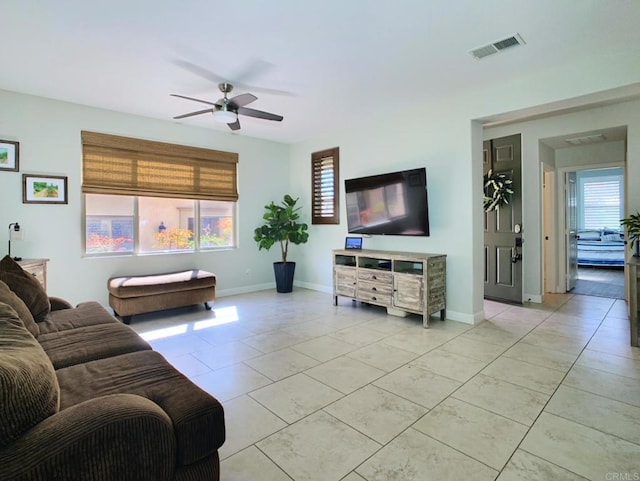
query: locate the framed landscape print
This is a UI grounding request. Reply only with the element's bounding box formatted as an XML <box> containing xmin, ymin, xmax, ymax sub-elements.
<box><xmin>0</xmin><ymin>140</ymin><xmax>19</xmax><ymax>172</ymax></box>
<box><xmin>23</xmin><ymin>174</ymin><xmax>68</xmax><ymax>204</ymax></box>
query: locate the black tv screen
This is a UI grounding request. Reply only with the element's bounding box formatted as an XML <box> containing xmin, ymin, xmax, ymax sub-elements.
<box><xmin>345</xmin><ymin>167</ymin><xmax>430</xmax><ymax>236</ymax></box>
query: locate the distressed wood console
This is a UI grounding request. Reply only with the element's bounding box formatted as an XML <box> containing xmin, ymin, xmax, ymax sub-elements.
<box><xmin>333</xmin><ymin>249</ymin><xmax>446</xmax><ymax>328</ymax></box>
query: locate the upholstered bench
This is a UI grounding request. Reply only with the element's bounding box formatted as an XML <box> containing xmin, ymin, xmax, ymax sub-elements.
<box><xmin>108</xmin><ymin>270</ymin><xmax>216</xmax><ymax>324</ymax></box>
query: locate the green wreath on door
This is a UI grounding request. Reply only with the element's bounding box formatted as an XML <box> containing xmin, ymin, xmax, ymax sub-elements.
<box><xmin>483</xmin><ymin>169</ymin><xmax>514</xmax><ymax>212</ymax></box>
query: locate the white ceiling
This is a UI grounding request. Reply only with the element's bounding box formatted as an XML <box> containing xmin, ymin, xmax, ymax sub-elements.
<box><xmin>2</xmin><ymin>0</ymin><xmax>640</xmax><ymax>144</ymax></box>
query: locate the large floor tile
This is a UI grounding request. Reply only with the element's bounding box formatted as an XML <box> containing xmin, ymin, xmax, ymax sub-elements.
<box><xmin>460</xmin><ymin>323</ymin><xmax>521</xmax><ymax>347</ymax></box>
<box><xmin>411</xmin><ymin>348</ymin><xmax>486</xmax><ymax>382</ymax></box>
<box><xmin>346</xmin><ymin>341</ymin><xmax>418</xmax><ymax>372</ymax></box>
<box><xmin>241</xmin><ymin>331</ymin><xmax>307</xmax><ymax>353</ymax></box>
<box><xmin>452</xmin><ymin>373</ymin><xmax>549</xmax><ymax>426</ymax></box>
<box><xmin>257</xmin><ymin>411</ymin><xmax>381</xmax><ymax>481</ymax></box>
<box><xmin>413</xmin><ymin>397</ymin><xmax>528</xmax><ymax>470</ymax></box>
<box><xmin>481</xmin><ymin>356</ymin><xmax>565</xmax><ymax>395</ymax></box>
<box><xmin>327</xmin><ymin>324</ymin><xmax>390</xmax><ymax>347</ymax></box>
<box><xmin>323</xmin><ymin>384</ymin><xmax>427</xmax><ymax>444</ymax></box>
<box><xmin>439</xmin><ymin>335</ymin><xmax>508</xmax><ymax>362</ymax></box>
<box><xmin>380</xmin><ymin>328</ymin><xmax>451</xmax><ymax>354</ymax></box>
<box><xmin>357</xmin><ymin>428</ymin><xmax>498</xmax><ymax>481</ymax></box>
<box><xmin>191</xmin><ymin>362</ymin><xmax>272</xmax><ymax>401</ymax></box>
<box><xmin>575</xmin><ymin>349</ymin><xmax>640</xmax><ymax>380</ymax></box>
<box><xmin>502</xmin><ymin>341</ymin><xmax>578</xmax><ymax>372</ymax></box>
<box><xmin>373</xmin><ymin>364</ymin><xmax>461</xmax><ymax>409</ymax></box>
<box><xmin>305</xmin><ymin>355</ymin><xmax>386</xmax><ymax>394</ymax></box>
<box><xmin>545</xmin><ymin>385</ymin><xmax>640</xmax><ymax>445</ymax></box>
<box><xmin>243</xmin><ymin>347</ymin><xmax>319</xmax><ymax>381</ymax></box>
<box><xmin>218</xmin><ymin>395</ymin><xmax>287</xmax><ymax>460</ymax></box>
<box><xmin>519</xmin><ymin>330</ymin><xmax>588</xmax><ymax>354</ymax></box>
<box><xmin>497</xmin><ymin>449</ymin><xmax>589</xmax><ymax>481</ymax></box>
<box><xmin>190</xmin><ymin>340</ymin><xmax>262</xmax><ymax>371</ymax></box>
<box><xmin>563</xmin><ymin>365</ymin><xmax>640</xmax><ymax>407</ymax></box>
<box><xmin>520</xmin><ymin>412</ymin><xmax>640</xmax><ymax>481</ymax></box>
<box><xmin>290</xmin><ymin>335</ymin><xmax>358</xmax><ymax>362</ymax></box>
<box><xmin>249</xmin><ymin>373</ymin><xmax>343</xmax><ymax>424</ymax></box>
<box><xmin>220</xmin><ymin>446</ymin><xmax>291</xmax><ymax>481</ymax></box>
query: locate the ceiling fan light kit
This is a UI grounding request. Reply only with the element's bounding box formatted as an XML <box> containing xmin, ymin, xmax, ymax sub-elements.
<box><xmin>212</xmin><ymin>108</ymin><xmax>237</xmax><ymax>123</ymax></box>
<box><xmin>171</xmin><ymin>82</ymin><xmax>282</xmax><ymax>131</ymax></box>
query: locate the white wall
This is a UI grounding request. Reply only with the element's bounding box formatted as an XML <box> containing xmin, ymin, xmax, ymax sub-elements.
<box><xmin>0</xmin><ymin>89</ymin><xmax>290</xmax><ymax>307</ymax></box>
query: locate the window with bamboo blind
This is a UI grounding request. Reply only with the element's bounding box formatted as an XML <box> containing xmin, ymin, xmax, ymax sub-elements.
<box><xmin>311</xmin><ymin>147</ymin><xmax>339</xmax><ymax>224</ymax></box>
<box><xmin>81</xmin><ymin>131</ymin><xmax>238</xmax><ymax>255</ymax></box>
<box><xmin>81</xmin><ymin>131</ymin><xmax>238</xmax><ymax>201</ymax></box>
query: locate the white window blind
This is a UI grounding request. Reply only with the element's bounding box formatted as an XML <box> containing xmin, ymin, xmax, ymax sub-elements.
<box><xmin>311</xmin><ymin>147</ymin><xmax>339</xmax><ymax>224</ymax></box>
<box><xmin>582</xmin><ymin>176</ymin><xmax>622</xmax><ymax>230</ymax></box>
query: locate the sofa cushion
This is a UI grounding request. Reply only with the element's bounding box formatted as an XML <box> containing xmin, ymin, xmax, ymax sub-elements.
<box><xmin>0</xmin><ymin>255</ymin><xmax>50</xmax><ymax>322</ymax></box>
<box><xmin>0</xmin><ymin>302</ymin><xmax>59</xmax><ymax>448</ymax></box>
<box><xmin>37</xmin><ymin>301</ymin><xmax>120</xmax><ymax>335</ymax></box>
<box><xmin>38</xmin><ymin>322</ymin><xmax>152</xmax><ymax>369</ymax></box>
<box><xmin>56</xmin><ymin>350</ymin><xmax>225</xmax><ymax>466</ymax></box>
<box><xmin>0</xmin><ymin>280</ymin><xmax>39</xmax><ymax>337</ymax></box>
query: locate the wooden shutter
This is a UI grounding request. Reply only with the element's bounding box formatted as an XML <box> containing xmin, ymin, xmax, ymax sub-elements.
<box><xmin>81</xmin><ymin>131</ymin><xmax>238</xmax><ymax>201</ymax></box>
<box><xmin>311</xmin><ymin>147</ymin><xmax>339</xmax><ymax>224</ymax></box>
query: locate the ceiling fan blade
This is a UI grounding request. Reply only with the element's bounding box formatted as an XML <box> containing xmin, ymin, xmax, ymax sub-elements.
<box><xmin>228</xmin><ymin>93</ymin><xmax>257</xmax><ymax>108</ymax></box>
<box><xmin>237</xmin><ymin>107</ymin><xmax>283</xmax><ymax>122</ymax></box>
<box><xmin>170</xmin><ymin>93</ymin><xmax>218</xmax><ymax>107</ymax></box>
<box><xmin>173</xmin><ymin>108</ymin><xmax>214</xmax><ymax>120</ymax></box>
<box><xmin>227</xmin><ymin>119</ymin><xmax>241</xmax><ymax>131</ymax></box>
<box><xmin>173</xmin><ymin>59</ymin><xmax>225</xmax><ymax>84</ymax></box>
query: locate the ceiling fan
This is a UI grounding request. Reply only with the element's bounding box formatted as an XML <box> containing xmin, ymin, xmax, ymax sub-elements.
<box><xmin>171</xmin><ymin>82</ymin><xmax>283</xmax><ymax>131</ymax></box>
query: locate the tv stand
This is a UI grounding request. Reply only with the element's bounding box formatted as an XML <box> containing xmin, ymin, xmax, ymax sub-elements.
<box><xmin>333</xmin><ymin>249</ymin><xmax>446</xmax><ymax>328</ymax></box>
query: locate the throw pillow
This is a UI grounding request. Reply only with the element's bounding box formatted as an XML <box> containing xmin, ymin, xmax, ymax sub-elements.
<box><xmin>0</xmin><ymin>280</ymin><xmax>39</xmax><ymax>337</ymax></box>
<box><xmin>0</xmin><ymin>256</ymin><xmax>50</xmax><ymax>322</ymax></box>
<box><xmin>0</xmin><ymin>302</ymin><xmax>59</xmax><ymax>448</ymax></box>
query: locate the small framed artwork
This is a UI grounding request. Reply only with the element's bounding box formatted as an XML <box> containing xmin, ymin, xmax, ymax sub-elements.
<box><xmin>0</xmin><ymin>140</ymin><xmax>19</xmax><ymax>172</ymax></box>
<box><xmin>23</xmin><ymin>174</ymin><xmax>68</xmax><ymax>204</ymax></box>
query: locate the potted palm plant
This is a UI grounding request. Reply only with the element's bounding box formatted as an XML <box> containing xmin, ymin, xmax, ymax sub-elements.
<box><xmin>621</xmin><ymin>211</ymin><xmax>640</xmax><ymax>257</ymax></box>
<box><xmin>254</xmin><ymin>194</ymin><xmax>309</xmax><ymax>292</ymax></box>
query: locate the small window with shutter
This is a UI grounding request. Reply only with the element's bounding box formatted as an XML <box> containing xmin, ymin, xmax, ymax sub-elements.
<box><xmin>311</xmin><ymin>147</ymin><xmax>339</xmax><ymax>225</ymax></box>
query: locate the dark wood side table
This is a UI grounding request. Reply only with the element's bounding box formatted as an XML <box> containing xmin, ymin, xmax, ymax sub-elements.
<box><xmin>628</xmin><ymin>257</ymin><xmax>639</xmax><ymax>347</ymax></box>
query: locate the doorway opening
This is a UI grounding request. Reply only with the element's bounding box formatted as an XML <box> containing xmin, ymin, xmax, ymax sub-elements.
<box><xmin>540</xmin><ymin>127</ymin><xmax>627</xmax><ymax>299</ymax></box>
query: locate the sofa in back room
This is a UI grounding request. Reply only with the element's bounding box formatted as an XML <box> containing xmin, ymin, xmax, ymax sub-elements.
<box><xmin>0</xmin><ymin>255</ymin><xmax>225</xmax><ymax>481</ymax></box>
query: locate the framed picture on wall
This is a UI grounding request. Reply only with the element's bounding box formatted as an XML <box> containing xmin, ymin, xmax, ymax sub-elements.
<box><xmin>0</xmin><ymin>140</ymin><xmax>19</xmax><ymax>172</ymax></box>
<box><xmin>23</xmin><ymin>174</ymin><xmax>68</xmax><ymax>204</ymax></box>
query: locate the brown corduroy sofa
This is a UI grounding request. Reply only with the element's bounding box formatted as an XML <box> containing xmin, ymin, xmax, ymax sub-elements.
<box><xmin>0</xmin><ymin>256</ymin><xmax>225</xmax><ymax>481</ymax></box>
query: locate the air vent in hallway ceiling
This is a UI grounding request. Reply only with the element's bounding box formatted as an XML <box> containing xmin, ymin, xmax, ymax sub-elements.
<box><xmin>564</xmin><ymin>133</ymin><xmax>607</xmax><ymax>146</ymax></box>
<box><xmin>469</xmin><ymin>34</ymin><xmax>526</xmax><ymax>60</ymax></box>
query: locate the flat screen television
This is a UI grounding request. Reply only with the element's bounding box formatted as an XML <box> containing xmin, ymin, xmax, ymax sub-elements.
<box><xmin>344</xmin><ymin>167</ymin><xmax>430</xmax><ymax>236</ymax></box>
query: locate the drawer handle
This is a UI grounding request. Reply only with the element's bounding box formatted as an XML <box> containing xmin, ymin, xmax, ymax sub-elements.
<box><xmin>372</xmin><ymin>275</ymin><xmax>377</xmax><ymax>280</ymax></box>
<box><xmin>371</xmin><ymin>296</ymin><xmax>377</xmax><ymax>301</ymax></box>
<box><xmin>372</xmin><ymin>287</ymin><xmax>377</xmax><ymax>291</ymax></box>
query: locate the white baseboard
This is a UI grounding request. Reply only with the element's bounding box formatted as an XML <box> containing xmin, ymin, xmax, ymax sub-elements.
<box><xmin>216</xmin><ymin>283</ymin><xmax>274</xmax><ymax>298</ymax></box>
<box><xmin>523</xmin><ymin>293</ymin><xmax>543</xmax><ymax>303</ymax></box>
<box><xmin>294</xmin><ymin>280</ymin><xmax>332</xmax><ymax>294</ymax></box>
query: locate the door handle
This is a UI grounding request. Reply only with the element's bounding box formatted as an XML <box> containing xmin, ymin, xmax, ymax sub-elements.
<box><xmin>512</xmin><ymin>237</ymin><xmax>523</xmax><ymax>263</ymax></box>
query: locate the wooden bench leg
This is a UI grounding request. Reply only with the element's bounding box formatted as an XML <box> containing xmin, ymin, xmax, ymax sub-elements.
<box><xmin>204</xmin><ymin>302</ymin><xmax>212</xmax><ymax>311</ymax></box>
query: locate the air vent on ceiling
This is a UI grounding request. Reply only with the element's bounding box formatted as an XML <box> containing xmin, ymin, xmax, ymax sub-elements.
<box><xmin>564</xmin><ymin>133</ymin><xmax>607</xmax><ymax>146</ymax></box>
<box><xmin>469</xmin><ymin>33</ymin><xmax>526</xmax><ymax>60</ymax></box>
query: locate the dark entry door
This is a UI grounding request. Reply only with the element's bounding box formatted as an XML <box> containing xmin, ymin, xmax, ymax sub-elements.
<box><xmin>484</xmin><ymin>134</ymin><xmax>523</xmax><ymax>303</ymax></box>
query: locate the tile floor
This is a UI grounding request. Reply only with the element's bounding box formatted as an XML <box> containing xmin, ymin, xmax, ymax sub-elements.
<box><xmin>131</xmin><ymin>289</ymin><xmax>640</xmax><ymax>481</ymax></box>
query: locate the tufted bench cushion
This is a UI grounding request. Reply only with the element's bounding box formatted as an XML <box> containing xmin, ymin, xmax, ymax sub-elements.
<box><xmin>108</xmin><ymin>270</ymin><xmax>216</xmax><ymax>324</ymax></box>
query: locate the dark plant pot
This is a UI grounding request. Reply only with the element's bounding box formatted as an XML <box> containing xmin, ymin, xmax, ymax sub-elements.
<box><xmin>273</xmin><ymin>261</ymin><xmax>296</xmax><ymax>293</ymax></box>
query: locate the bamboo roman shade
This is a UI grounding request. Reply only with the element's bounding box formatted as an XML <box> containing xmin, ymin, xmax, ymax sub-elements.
<box><xmin>81</xmin><ymin>131</ymin><xmax>238</xmax><ymax>201</ymax></box>
<box><xmin>311</xmin><ymin>147</ymin><xmax>339</xmax><ymax>224</ymax></box>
